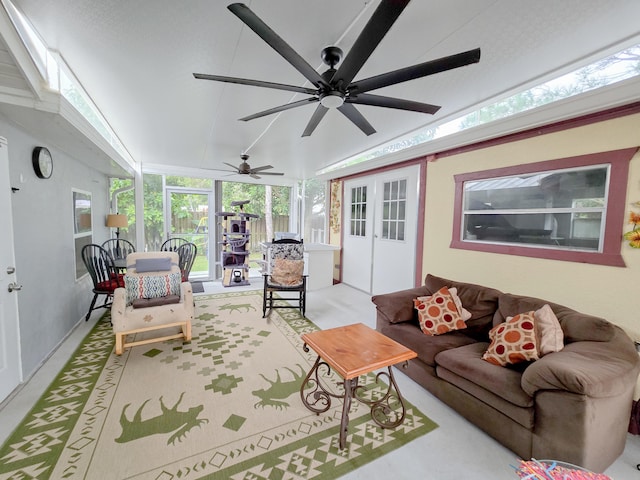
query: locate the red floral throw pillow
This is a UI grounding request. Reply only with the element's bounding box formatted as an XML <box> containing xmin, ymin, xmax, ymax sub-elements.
<box><xmin>482</xmin><ymin>312</ymin><xmax>539</xmax><ymax>366</ymax></box>
<box><xmin>413</xmin><ymin>286</ymin><xmax>467</xmax><ymax>335</ymax></box>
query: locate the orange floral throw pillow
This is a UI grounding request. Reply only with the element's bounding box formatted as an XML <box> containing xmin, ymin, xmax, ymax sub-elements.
<box><xmin>413</xmin><ymin>286</ymin><xmax>467</xmax><ymax>335</ymax></box>
<box><xmin>482</xmin><ymin>312</ymin><xmax>539</xmax><ymax>366</ymax></box>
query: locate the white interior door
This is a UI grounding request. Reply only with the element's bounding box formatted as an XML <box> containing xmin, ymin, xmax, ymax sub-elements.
<box><xmin>342</xmin><ymin>177</ymin><xmax>374</xmax><ymax>292</ymax></box>
<box><xmin>342</xmin><ymin>165</ymin><xmax>419</xmax><ymax>295</ymax></box>
<box><xmin>371</xmin><ymin>165</ymin><xmax>419</xmax><ymax>295</ymax></box>
<box><xmin>0</xmin><ymin>136</ymin><xmax>22</xmax><ymax>402</ymax></box>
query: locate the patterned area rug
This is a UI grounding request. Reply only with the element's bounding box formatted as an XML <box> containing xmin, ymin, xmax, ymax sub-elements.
<box><xmin>0</xmin><ymin>290</ymin><xmax>436</xmax><ymax>479</ymax></box>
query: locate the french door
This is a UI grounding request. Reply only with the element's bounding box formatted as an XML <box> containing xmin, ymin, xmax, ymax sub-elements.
<box><xmin>342</xmin><ymin>164</ymin><xmax>419</xmax><ymax>295</ymax></box>
<box><xmin>165</xmin><ymin>188</ymin><xmax>213</xmax><ymax>280</ymax></box>
<box><xmin>0</xmin><ymin>136</ymin><xmax>22</xmax><ymax>402</ymax></box>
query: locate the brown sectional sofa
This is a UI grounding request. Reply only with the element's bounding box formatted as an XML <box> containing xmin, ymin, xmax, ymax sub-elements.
<box><xmin>372</xmin><ymin>274</ymin><xmax>640</xmax><ymax>472</ymax></box>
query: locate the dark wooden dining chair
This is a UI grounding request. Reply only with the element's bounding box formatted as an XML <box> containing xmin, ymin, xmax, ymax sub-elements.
<box><xmin>176</xmin><ymin>242</ymin><xmax>197</xmax><ymax>282</ymax></box>
<box><xmin>161</xmin><ymin>237</ymin><xmax>188</xmax><ymax>252</ymax></box>
<box><xmin>81</xmin><ymin>244</ymin><xmax>125</xmax><ymax>321</ymax></box>
<box><xmin>102</xmin><ymin>238</ymin><xmax>135</xmax><ymax>263</ymax></box>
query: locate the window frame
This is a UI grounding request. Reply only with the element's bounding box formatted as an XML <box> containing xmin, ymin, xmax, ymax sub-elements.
<box><xmin>451</xmin><ymin>148</ymin><xmax>637</xmax><ymax>267</ymax></box>
<box><xmin>349</xmin><ymin>185</ymin><xmax>367</xmax><ymax>237</ymax></box>
<box><xmin>381</xmin><ymin>178</ymin><xmax>407</xmax><ymax>241</ymax></box>
<box><xmin>72</xmin><ymin>188</ymin><xmax>93</xmax><ymax>280</ymax></box>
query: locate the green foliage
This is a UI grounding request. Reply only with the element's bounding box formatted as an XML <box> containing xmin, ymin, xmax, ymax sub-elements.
<box><xmin>110</xmin><ymin>175</ymin><xmax>292</xmax><ymax>250</ymax></box>
<box><xmin>221</xmin><ymin>181</ymin><xmax>290</xmax><ymax>217</ymax></box>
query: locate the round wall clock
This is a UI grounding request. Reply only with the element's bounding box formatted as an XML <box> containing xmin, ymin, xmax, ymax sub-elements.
<box><xmin>32</xmin><ymin>146</ymin><xmax>53</xmax><ymax>179</ymax></box>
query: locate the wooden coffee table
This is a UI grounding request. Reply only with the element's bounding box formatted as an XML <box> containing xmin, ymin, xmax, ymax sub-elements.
<box><xmin>300</xmin><ymin>323</ymin><xmax>417</xmax><ymax>449</ymax></box>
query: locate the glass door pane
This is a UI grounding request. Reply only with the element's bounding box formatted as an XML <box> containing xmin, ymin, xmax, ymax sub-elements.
<box><xmin>166</xmin><ymin>189</ymin><xmax>211</xmax><ymax>279</ymax></box>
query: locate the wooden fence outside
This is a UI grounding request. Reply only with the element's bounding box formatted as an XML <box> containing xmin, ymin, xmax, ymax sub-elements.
<box><xmin>170</xmin><ymin>214</ymin><xmax>290</xmax><ymax>252</ymax></box>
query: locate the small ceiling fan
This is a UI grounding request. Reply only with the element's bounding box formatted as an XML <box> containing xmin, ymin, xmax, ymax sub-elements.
<box><xmin>194</xmin><ymin>1</ymin><xmax>480</xmax><ymax>137</ymax></box>
<box><xmin>222</xmin><ymin>154</ymin><xmax>284</xmax><ymax>179</ymax></box>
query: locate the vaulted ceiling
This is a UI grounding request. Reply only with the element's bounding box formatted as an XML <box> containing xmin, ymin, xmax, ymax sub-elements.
<box><xmin>1</xmin><ymin>0</ymin><xmax>639</xmax><ymax>181</ymax></box>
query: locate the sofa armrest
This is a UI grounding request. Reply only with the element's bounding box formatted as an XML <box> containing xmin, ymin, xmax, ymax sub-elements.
<box><xmin>522</xmin><ymin>331</ymin><xmax>640</xmax><ymax>398</ymax></box>
<box><xmin>371</xmin><ymin>285</ymin><xmax>432</xmax><ymax>324</ymax></box>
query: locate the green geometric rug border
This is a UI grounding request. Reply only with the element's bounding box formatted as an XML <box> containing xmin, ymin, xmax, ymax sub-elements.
<box><xmin>0</xmin><ymin>311</ymin><xmax>114</xmax><ymax>478</ymax></box>
<box><xmin>0</xmin><ymin>289</ymin><xmax>437</xmax><ymax>480</ymax></box>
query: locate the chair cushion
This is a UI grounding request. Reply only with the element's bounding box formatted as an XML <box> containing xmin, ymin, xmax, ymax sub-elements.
<box><xmin>96</xmin><ymin>278</ymin><xmax>122</xmax><ymax>292</ymax></box>
<box><xmin>135</xmin><ymin>257</ymin><xmax>173</xmax><ymax>272</ymax></box>
<box><xmin>124</xmin><ymin>272</ymin><xmax>182</xmax><ymax>305</ymax></box>
<box><xmin>132</xmin><ymin>294</ymin><xmax>180</xmax><ymax>309</ymax></box>
<box><xmin>269</xmin><ymin>243</ymin><xmax>304</xmax><ymax>261</ymax></box>
<box><xmin>270</xmin><ymin>258</ymin><xmax>304</xmax><ymax>286</ymax></box>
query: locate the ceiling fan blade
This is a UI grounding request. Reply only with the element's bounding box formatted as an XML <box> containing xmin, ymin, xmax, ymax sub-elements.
<box><xmin>302</xmin><ymin>104</ymin><xmax>329</xmax><ymax>137</ymax></box>
<box><xmin>250</xmin><ymin>173</ymin><xmax>261</xmax><ymax>179</ymax></box>
<box><xmin>256</xmin><ymin>171</ymin><xmax>285</xmax><ymax>176</ymax></box>
<box><xmin>228</xmin><ymin>3</ymin><xmax>327</xmax><ymax>88</ymax></box>
<box><xmin>193</xmin><ymin>73</ymin><xmax>317</xmax><ymax>95</ymax></box>
<box><xmin>223</xmin><ymin>162</ymin><xmax>240</xmax><ymax>170</ymax></box>
<box><xmin>239</xmin><ymin>98</ymin><xmax>318</xmax><ymax>121</ymax></box>
<box><xmin>348</xmin><ymin>93</ymin><xmax>440</xmax><ymax>114</ymax></box>
<box><xmin>350</xmin><ymin>48</ymin><xmax>481</xmax><ymax>94</ymax></box>
<box><xmin>250</xmin><ymin>165</ymin><xmax>274</xmax><ymax>172</ymax></box>
<box><xmin>331</xmin><ymin>0</ymin><xmax>410</xmax><ymax>86</ymax></box>
<box><xmin>337</xmin><ymin>103</ymin><xmax>376</xmax><ymax>136</ymax></box>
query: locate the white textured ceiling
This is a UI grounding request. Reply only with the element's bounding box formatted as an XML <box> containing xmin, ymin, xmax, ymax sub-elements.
<box><xmin>4</xmin><ymin>0</ymin><xmax>640</xmax><ymax>180</ymax></box>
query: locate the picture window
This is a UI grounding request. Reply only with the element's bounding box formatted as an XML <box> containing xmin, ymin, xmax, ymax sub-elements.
<box><xmin>451</xmin><ymin>148</ymin><xmax>637</xmax><ymax>267</ymax></box>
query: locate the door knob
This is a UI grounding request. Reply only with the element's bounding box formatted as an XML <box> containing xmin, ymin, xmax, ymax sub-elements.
<box><xmin>8</xmin><ymin>282</ymin><xmax>22</xmax><ymax>292</ymax></box>
<box><xmin>6</xmin><ymin>266</ymin><xmax>15</xmax><ymax>274</ymax></box>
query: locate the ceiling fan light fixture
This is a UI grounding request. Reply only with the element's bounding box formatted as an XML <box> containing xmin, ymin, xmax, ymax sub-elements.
<box><xmin>319</xmin><ymin>91</ymin><xmax>344</xmax><ymax>108</ymax></box>
<box><xmin>195</xmin><ymin>2</ymin><xmax>480</xmax><ymax>136</ymax></box>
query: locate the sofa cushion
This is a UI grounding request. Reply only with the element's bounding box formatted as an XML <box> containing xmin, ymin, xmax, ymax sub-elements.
<box><xmin>424</xmin><ymin>274</ymin><xmax>502</xmax><ymax>340</ymax></box>
<box><xmin>534</xmin><ymin>304</ymin><xmax>564</xmax><ymax>355</ymax></box>
<box><xmin>416</xmin><ymin>287</ymin><xmax>472</xmax><ymax>321</ymax></box>
<box><xmin>436</xmin><ymin>365</ymin><xmax>535</xmax><ymax>429</ymax></box>
<box><xmin>483</xmin><ymin>312</ymin><xmax>539</xmax><ymax>366</ymax></box>
<box><xmin>372</xmin><ymin>285</ymin><xmax>433</xmax><ymax>324</ymax></box>
<box><xmin>379</xmin><ymin>320</ymin><xmax>476</xmax><ymax>367</ymax></box>
<box><xmin>414</xmin><ymin>287</ymin><xmax>468</xmax><ymax>335</ymax></box>
<box><xmin>435</xmin><ymin>342</ymin><xmax>533</xmax><ymax>409</ymax></box>
<box><xmin>494</xmin><ymin>294</ymin><xmax>614</xmax><ymax>343</ymax></box>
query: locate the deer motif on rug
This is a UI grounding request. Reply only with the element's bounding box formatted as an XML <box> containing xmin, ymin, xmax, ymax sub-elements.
<box><xmin>252</xmin><ymin>364</ymin><xmax>307</xmax><ymax>409</ymax></box>
<box><xmin>115</xmin><ymin>392</ymin><xmax>208</xmax><ymax>445</ymax></box>
<box><xmin>219</xmin><ymin>302</ymin><xmax>256</xmax><ymax>313</ymax></box>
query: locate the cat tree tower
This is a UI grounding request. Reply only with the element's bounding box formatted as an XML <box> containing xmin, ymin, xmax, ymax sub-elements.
<box><xmin>216</xmin><ymin>199</ymin><xmax>259</xmax><ymax>287</ymax></box>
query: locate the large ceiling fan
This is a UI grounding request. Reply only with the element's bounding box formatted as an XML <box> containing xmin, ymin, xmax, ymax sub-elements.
<box><xmin>194</xmin><ymin>1</ymin><xmax>481</xmax><ymax>137</ymax></box>
<box><xmin>222</xmin><ymin>154</ymin><xmax>284</xmax><ymax>179</ymax></box>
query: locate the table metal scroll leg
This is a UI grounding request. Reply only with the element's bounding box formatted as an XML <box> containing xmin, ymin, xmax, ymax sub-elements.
<box><xmin>339</xmin><ymin>378</ymin><xmax>357</xmax><ymax>450</ymax></box>
<box><xmin>355</xmin><ymin>366</ymin><xmax>408</xmax><ymax>429</ymax></box>
<box><xmin>300</xmin><ymin>356</ymin><xmax>332</xmax><ymax>414</ymax></box>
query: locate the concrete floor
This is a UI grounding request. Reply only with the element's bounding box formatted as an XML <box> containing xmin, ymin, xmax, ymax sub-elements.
<box><xmin>2</xmin><ymin>279</ymin><xmax>639</xmax><ymax>479</ymax></box>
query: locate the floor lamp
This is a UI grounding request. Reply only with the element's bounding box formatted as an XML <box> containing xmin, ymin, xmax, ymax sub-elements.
<box><xmin>106</xmin><ymin>214</ymin><xmax>128</xmax><ymax>239</ymax></box>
